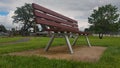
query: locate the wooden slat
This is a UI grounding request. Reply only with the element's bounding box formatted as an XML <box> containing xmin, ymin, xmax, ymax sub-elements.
<box><xmin>34</xmin><ymin>10</ymin><xmax>78</xmax><ymax>27</ymax></box>
<box><xmin>32</xmin><ymin>3</ymin><xmax>77</xmax><ymax>23</ymax></box>
<box><xmin>46</xmin><ymin>29</ymin><xmax>79</xmax><ymax>33</ymax></box>
<box><xmin>35</xmin><ymin>17</ymin><xmax>79</xmax><ymax>33</ymax></box>
<box><xmin>35</xmin><ymin>18</ymin><xmax>61</xmax><ymax>28</ymax></box>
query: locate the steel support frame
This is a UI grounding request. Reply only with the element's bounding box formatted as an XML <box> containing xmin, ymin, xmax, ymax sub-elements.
<box><xmin>72</xmin><ymin>35</ymin><xmax>91</xmax><ymax>47</ymax></box>
<box><xmin>85</xmin><ymin>35</ymin><xmax>91</xmax><ymax>47</ymax></box>
<box><xmin>45</xmin><ymin>33</ymin><xmax>55</xmax><ymax>51</ymax></box>
<box><xmin>44</xmin><ymin>33</ymin><xmax>91</xmax><ymax>54</ymax></box>
<box><xmin>64</xmin><ymin>34</ymin><xmax>74</xmax><ymax>54</ymax></box>
<box><xmin>72</xmin><ymin>35</ymin><xmax>79</xmax><ymax>46</ymax></box>
<box><xmin>45</xmin><ymin>33</ymin><xmax>74</xmax><ymax>54</ymax></box>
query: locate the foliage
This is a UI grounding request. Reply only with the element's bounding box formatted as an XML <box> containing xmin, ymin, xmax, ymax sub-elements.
<box><xmin>88</xmin><ymin>4</ymin><xmax>120</xmax><ymax>39</ymax></box>
<box><xmin>0</xmin><ymin>24</ymin><xmax>7</xmax><ymax>32</ymax></box>
<box><xmin>12</xmin><ymin>3</ymin><xmax>35</xmax><ymax>36</ymax></box>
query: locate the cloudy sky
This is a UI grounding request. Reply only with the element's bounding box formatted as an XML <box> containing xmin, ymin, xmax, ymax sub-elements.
<box><xmin>0</xmin><ymin>0</ymin><xmax>120</xmax><ymax>31</ymax></box>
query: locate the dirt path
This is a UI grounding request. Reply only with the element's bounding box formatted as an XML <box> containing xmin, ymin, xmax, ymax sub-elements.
<box><xmin>9</xmin><ymin>46</ymin><xmax>107</xmax><ymax>62</ymax></box>
<box><xmin>0</xmin><ymin>37</ymin><xmax>30</xmax><ymax>45</ymax></box>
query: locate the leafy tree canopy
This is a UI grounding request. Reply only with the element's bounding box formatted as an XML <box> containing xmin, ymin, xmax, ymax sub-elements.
<box><xmin>12</xmin><ymin>3</ymin><xmax>36</xmax><ymax>36</ymax></box>
<box><xmin>88</xmin><ymin>4</ymin><xmax>120</xmax><ymax>34</ymax></box>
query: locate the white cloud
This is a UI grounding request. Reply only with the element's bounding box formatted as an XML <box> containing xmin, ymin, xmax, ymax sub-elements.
<box><xmin>0</xmin><ymin>0</ymin><xmax>34</xmax><ymax>30</ymax></box>
<box><xmin>0</xmin><ymin>11</ymin><xmax>15</xmax><ymax>29</ymax></box>
<box><xmin>0</xmin><ymin>0</ymin><xmax>34</xmax><ymax>11</ymax></box>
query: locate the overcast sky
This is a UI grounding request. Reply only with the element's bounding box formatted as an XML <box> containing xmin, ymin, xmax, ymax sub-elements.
<box><xmin>0</xmin><ymin>0</ymin><xmax>120</xmax><ymax>31</ymax></box>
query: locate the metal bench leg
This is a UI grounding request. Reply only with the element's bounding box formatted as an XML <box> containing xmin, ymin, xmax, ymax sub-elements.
<box><xmin>85</xmin><ymin>35</ymin><xmax>91</xmax><ymax>47</ymax></box>
<box><xmin>72</xmin><ymin>35</ymin><xmax>79</xmax><ymax>46</ymax></box>
<box><xmin>45</xmin><ymin>34</ymin><xmax>55</xmax><ymax>51</ymax></box>
<box><xmin>64</xmin><ymin>34</ymin><xmax>74</xmax><ymax>54</ymax></box>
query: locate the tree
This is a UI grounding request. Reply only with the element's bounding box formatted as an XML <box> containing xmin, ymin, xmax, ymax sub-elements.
<box><xmin>12</xmin><ymin>3</ymin><xmax>47</xmax><ymax>36</ymax></box>
<box><xmin>0</xmin><ymin>24</ymin><xmax>7</xmax><ymax>32</ymax></box>
<box><xmin>88</xmin><ymin>4</ymin><xmax>120</xmax><ymax>39</ymax></box>
<box><xmin>12</xmin><ymin>3</ymin><xmax>34</xmax><ymax>36</ymax></box>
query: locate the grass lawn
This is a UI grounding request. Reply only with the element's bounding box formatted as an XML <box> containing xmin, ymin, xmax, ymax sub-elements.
<box><xmin>0</xmin><ymin>36</ymin><xmax>120</xmax><ymax>68</ymax></box>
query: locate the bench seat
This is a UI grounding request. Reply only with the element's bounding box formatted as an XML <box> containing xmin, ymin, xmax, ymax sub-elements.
<box><xmin>32</xmin><ymin>3</ymin><xmax>91</xmax><ymax>54</ymax></box>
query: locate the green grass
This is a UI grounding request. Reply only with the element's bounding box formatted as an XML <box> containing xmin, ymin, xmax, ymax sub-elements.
<box><xmin>0</xmin><ymin>37</ymin><xmax>74</xmax><ymax>54</ymax></box>
<box><xmin>0</xmin><ymin>36</ymin><xmax>120</xmax><ymax>68</ymax></box>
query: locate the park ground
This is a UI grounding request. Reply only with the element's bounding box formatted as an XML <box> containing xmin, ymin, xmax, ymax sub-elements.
<box><xmin>0</xmin><ymin>36</ymin><xmax>120</xmax><ymax>68</ymax></box>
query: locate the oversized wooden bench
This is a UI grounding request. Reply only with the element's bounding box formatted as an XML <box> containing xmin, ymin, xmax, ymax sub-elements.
<box><xmin>32</xmin><ymin>3</ymin><xmax>91</xmax><ymax>54</ymax></box>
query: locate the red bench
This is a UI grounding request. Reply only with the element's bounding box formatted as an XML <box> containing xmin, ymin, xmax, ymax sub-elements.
<box><xmin>32</xmin><ymin>3</ymin><xmax>91</xmax><ymax>54</ymax></box>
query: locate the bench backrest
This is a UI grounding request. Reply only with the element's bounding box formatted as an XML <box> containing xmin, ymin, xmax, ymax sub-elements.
<box><xmin>32</xmin><ymin>3</ymin><xmax>80</xmax><ymax>33</ymax></box>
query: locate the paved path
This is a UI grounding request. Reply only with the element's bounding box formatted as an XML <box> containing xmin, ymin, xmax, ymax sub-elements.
<box><xmin>0</xmin><ymin>37</ymin><xmax>30</xmax><ymax>45</ymax></box>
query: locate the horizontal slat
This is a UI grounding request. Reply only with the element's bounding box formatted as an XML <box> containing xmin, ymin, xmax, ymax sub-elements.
<box><xmin>35</xmin><ymin>17</ymin><xmax>79</xmax><ymax>33</ymax></box>
<box><xmin>32</xmin><ymin>3</ymin><xmax>77</xmax><ymax>23</ymax></box>
<box><xmin>35</xmin><ymin>18</ymin><xmax>88</xmax><ymax>34</ymax></box>
<box><xmin>47</xmin><ymin>29</ymin><xmax>79</xmax><ymax>33</ymax></box>
<box><xmin>46</xmin><ymin>28</ymin><xmax>88</xmax><ymax>35</ymax></box>
<box><xmin>35</xmin><ymin>18</ymin><xmax>61</xmax><ymax>28</ymax></box>
<box><xmin>46</xmin><ymin>28</ymin><xmax>89</xmax><ymax>35</ymax></box>
<box><xmin>34</xmin><ymin>10</ymin><xmax>78</xmax><ymax>27</ymax></box>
